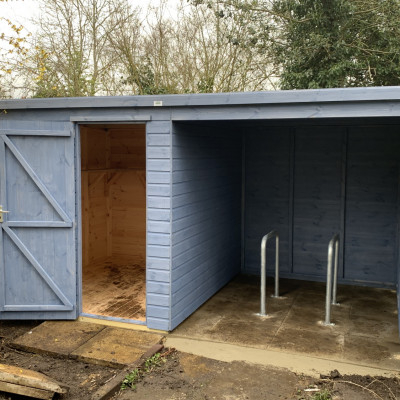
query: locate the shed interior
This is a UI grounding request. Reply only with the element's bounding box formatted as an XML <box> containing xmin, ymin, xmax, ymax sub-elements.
<box><xmin>170</xmin><ymin>118</ymin><xmax>400</xmax><ymax>330</ymax></box>
<box><xmin>80</xmin><ymin>123</ymin><xmax>146</xmax><ymax>321</ymax></box>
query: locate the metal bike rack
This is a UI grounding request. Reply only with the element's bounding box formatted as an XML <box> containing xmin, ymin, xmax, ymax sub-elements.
<box><xmin>258</xmin><ymin>230</ymin><xmax>279</xmax><ymax>317</ymax></box>
<box><xmin>324</xmin><ymin>233</ymin><xmax>340</xmax><ymax>326</ymax></box>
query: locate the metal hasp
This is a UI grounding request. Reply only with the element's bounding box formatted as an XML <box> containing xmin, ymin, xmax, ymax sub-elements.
<box><xmin>324</xmin><ymin>233</ymin><xmax>340</xmax><ymax>326</ymax></box>
<box><xmin>259</xmin><ymin>230</ymin><xmax>279</xmax><ymax>316</ymax></box>
<box><xmin>0</xmin><ymin>205</ymin><xmax>10</xmax><ymax>223</ymax></box>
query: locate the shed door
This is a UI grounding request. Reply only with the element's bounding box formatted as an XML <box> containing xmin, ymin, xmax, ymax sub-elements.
<box><xmin>0</xmin><ymin>121</ymin><xmax>77</xmax><ymax>319</ymax></box>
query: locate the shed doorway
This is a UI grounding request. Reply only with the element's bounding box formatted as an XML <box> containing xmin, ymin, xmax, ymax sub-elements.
<box><xmin>80</xmin><ymin>124</ymin><xmax>146</xmax><ymax>322</ymax></box>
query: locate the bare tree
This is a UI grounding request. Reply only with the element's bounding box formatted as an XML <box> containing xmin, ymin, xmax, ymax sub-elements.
<box><xmin>26</xmin><ymin>0</ymin><xmax>141</xmax><ymax>97</ymax></box>
<box><xmin>142</xmin><ymin>0</ymin><xmax>275</xmax><ymax>93</ymax></box>
<box><xmin>0</xmin><ymin>0</ymin><xmax>32</xmax><ymax>98</ymax></box>
<box><xmin>10</xmin><ymin>0</ymin><xmax>275</xmax><ymax>97</ymax></box>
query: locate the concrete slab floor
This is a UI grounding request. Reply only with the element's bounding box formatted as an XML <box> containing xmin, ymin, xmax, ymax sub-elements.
<box><xmin>168</xmin><ymin>276</ymin><xmax>400</xmax><ymax>374</ymax></box>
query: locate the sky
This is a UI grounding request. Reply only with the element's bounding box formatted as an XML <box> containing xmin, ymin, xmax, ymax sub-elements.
<box><xmin>1</xmin><ymin>0</ymin><xmax>40</xmax><ymax>33</ymax></box>
<box><xmin>1</xmin><ymin>0</ymin><xmax>166</xmax><ymax>35</ymax></box>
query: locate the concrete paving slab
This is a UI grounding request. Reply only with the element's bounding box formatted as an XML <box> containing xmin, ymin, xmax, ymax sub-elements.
<box><xmin>204</xmin><ymin>316</ymin><xmax>281</xmax><ymax>348</ymax></box>
<box><xmin>70</xmin><ymin>327</ymin><xmax>164</xmax><ymax>368</ymax></box>
<box><xmin>343</xmin><ymin>335</ymin><xmax>400</xmax><ymax>370</ymax></box>
<box><xmin>347</xmin><ymin>314</ymin><xmax>399</xmax><ymax>339</ymax></box>
<box><xmin>170</xmin><ymin>276</ymin><xmax>400</xmax><ymax>372</ymax></box>
<box><xmin>283</xmin><ymin>304</ymin><xmax>351</xmax><ymax>334</ymax></box>
<box><xmin>269</xmin><ymin>325</ymin><xmax>345</xmax><ymax>357</ymax></box>
<box><xmin>11</xmin><ymin>321</ymin><xmax>106</xmax><ymax>357</ymax></box>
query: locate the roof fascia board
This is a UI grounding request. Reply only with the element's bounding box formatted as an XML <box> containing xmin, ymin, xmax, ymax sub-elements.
<box><xmin>1</xmin><ymin>87</ymin><xmax>400</xmax><ymax>110</ymax></box>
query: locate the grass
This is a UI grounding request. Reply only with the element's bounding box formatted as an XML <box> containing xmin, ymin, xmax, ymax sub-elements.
<box><xmin>310</xmin><ymin>389</ymin><xmax>332</xmax><ymax>400</ymax></box>
<box><xmin>121</xmin><ymin>352</ymin><xmax>166</xmax><ymax>390</ymax></box>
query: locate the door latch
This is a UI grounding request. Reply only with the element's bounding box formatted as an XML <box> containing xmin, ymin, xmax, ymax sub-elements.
<box><xmin>0</xmin><ymin>205</ymin><xmax>10</xmax><ymax>223</ymax></box>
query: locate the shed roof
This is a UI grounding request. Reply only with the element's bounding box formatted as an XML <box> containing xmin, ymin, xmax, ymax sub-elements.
<box><xmin>2</xmin><ymin>86</ymin><xmax>400</xmax><ymax>110</ymax></box>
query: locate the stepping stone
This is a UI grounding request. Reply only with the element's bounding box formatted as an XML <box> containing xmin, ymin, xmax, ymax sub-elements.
<box><xmin>11</xmin><ymin>321</ymin><xmax>165</xmax><ymax>368</ymax></box>
<box><xmin>70</xmin><ymin>327</ymin><xmax>164</xmax><ymax>368</ymax></box>
<box><xmin>11</xmin><ymin>320</ymin><xmax>106</xmax><ymax>357</ymax></box>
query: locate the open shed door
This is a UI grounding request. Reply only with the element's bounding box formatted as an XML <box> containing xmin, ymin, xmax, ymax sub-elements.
<box><xmin>0</xmin><ymin>121</ymin><xmax>77</xmax><ymax>319</ymax></box>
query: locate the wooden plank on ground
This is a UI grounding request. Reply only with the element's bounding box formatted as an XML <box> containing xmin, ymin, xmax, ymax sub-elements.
<box><xmin>0</xmin><ymin>364</ymin><xmax>68</xmax><ymax>399</ymax></box>
<box><xmin>0</xmin><ymin>381</ymin><xmax>53</xmax><ymax>400</ymax></box>
<box><xmin>91</xmin><ymin>344</ymin><xmax>163</xmax><ymax>400</ymax></box>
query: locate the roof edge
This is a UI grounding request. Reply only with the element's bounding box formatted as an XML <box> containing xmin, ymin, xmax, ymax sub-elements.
<box><xmin>1</xmin><ymin>87</ymin><xmax>400</xmax><ymax>110</ymax></box>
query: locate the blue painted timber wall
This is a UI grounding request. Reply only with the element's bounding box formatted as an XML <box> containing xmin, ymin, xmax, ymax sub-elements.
<box><xmin>244</xmin><ymin>127</ymin><xmax>292</xmax><ymax>276</ymax></box>
<box><xmin>244</xmin><ymin>124</ymin><xmax>400</xmax><ymax>287</ymax></box>
<box><xmin>170</xmin><ymin>123</ymin><xmax>242</xmax><ymax>329</ymax></box>
<box><xmin>2</xmin><ymin>95</ymin><xmax>400</xmax><ymax>330</ymax></box>
<box><xmin>146</xmin><ymin>120</ymin><xmax>173</xmax><ymax>331</ymax></box>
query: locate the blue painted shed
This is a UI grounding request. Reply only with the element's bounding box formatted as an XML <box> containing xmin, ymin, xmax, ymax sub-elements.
<box><xmin>0</xmin><ymin>87</ymin><xmax>400</xmax><ymax>331</ymax></box>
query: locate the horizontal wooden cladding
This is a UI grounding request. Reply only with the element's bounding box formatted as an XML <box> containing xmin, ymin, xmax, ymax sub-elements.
<box><xmin>147</xmin><ymin>159</ymin><xmax>171</xmax><ymax>172</ymax></box>
<box><xmin>81</xmin><ymin>171</ymin><xmax>108</xmax><ymax>266</ymax></box>
<box><xmin>147</xmin><ymin>293</ymin><xmax>169</xmax><ymax>307</ymax></box>
<box><xmin>0</xmin><ymin>120</ymin><xmax>72</xmax><ymax>136</ymax></box>
<box><xmin>147</xmin><ymin>134</ymin><xmax>170</xmax><ymax>146</ymax></box>
<box><xmin>80</xmin><ymin>124</ymin><xmax>145</xmax><ymax>170</ymax></box>
<box><xmin>171</xmin><ymin>250</ymin><xmax>238</xmax><ymax>328</ymax></box>
<box><xmin>146</xmin><ymin>120</ymin><xmax>172</xmax><ymax>330</ymax></box>
<box><xmin>244</xmin><ymin>128</ymin><xmax>291</xmax><ymax>276</ymax></box>
<box><xmin>172</xmin><ymin>243</ymin><xmax>238</xmax><ymax>308</ymax></box>
<box><xmin>81</xmin><ymin>124</ymin><xmax>146</xmax><ymax>268</ymax></box>
<box><xmin>245</xmin><ymin>124</ymin><xmax>400</xmax><ymax>287</ymax></box>
<box><xmin>343</xmin><ymin>127</ymin><xmax>400</xmax><ymax>284</ymax></box>
<box><xmin>170</xmin><ymin>125</ymin><xmax>242</xmax><ymax>330</ymax></box>
<box><xmin>147</xmin><ymin>256</ymin><xmax>171</xmax><ymax>270</ymax></box>
<box><xmin>147</xmin><ymin>172</ymin><xmax>171</xmax><ymax>184</ymax></box>
<box><xmin>146</xmin><ymin>317</ymin><xmax>169</xmax><ymax>331</ymax></box>
<box><xmin>293</xmin><ymin>128</ymin><xmax>343</xmax><ymax>278</ymax></box>
<box><xmin>147</xmin><ymin>281</ymin><xmax>170</xmax><ymax>295</ymax></box>
<box><xmin>147</xmin><ymin>233</ymin><xmax>170</xmax><ymax>246</ymax></box>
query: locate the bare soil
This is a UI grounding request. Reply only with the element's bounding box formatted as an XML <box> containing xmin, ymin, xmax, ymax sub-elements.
<box><xmin>114</xmin><ymin>349</ymin><xmax>400</xmax><ymax>400</ymax></box>
<box><xmin>0</xmin><ymin>321</ymin><xmax>399</xmax><ymax>400</ymax></box>
<box><xmin>0</xmin><ymin>321</ymin><xmax>118</xmax><ymax>400</ymax></box>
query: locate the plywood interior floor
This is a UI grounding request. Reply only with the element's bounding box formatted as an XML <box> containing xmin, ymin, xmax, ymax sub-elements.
<box><xmin>82</xmin><ymin>259</ymin><xmax>146</xmax><ymax>321</ymax></box>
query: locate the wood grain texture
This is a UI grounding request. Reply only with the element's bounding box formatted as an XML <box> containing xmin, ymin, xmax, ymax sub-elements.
<box><xmin>82</xmin><ymin>259</ymin><xmax>146</xmax><ymax>321</ymax></box>
<box><xmin>292</xmin><ymin>127</ymin><xmax>344</xmax><ymax>277</ymax></box>
<box><xmin>170</xmin><ymin>123</ymin><xmax>242</xmax><ymax>329</ymax></box>
<box><xmin>0</xmin><ymin>121</ymin><xmax>77</xmax><ymax>320</ymax></box>
<box><xmin>244</xmin><ymin>127</ymin><xmax>291</xmax><ymax>276</ymax></box>
<box><xmin>244</xmin><ymin>123</ymin><xmax>399</xmax><ymax>287</ymax></box>
<box><xmin>344</xmin><ymin>127</ymin><xmax>400</xmax><ymax>284</ymax></box>
<box><xmin>145</xmin><ymin>120</ymin><xmax>172</xmax><ymax>331</ymax></box>
<box><xmin>80</xmin><ymin>125</ymin><xmax>146</xmax><ymax>267</ymax></box>
<box><xmin>3</xmin><ymin>86</ymin><xmax>400</xmax><ymax>110</ymax></box>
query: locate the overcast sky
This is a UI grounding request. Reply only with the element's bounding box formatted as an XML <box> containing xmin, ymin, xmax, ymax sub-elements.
<box><xmin>1</xmin><ymin>0</ymin><xmax>166</xmax><ymax>35</ymax></box>
<box><xmin>1</xmin><ymin>0</ymin><xmax>40</xmax><ymax>33</ymax></box>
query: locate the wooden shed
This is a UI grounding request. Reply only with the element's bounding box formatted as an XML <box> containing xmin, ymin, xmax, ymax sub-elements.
<box><xmin>0</xmin><ymin>87</ymin><xmax>400</xmax><ymax>331</ymax></box>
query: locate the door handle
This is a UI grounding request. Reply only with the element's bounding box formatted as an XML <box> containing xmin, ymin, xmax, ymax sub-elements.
<box><xmin>0</xmin><ymin>205</ymin><xmax>10</xmax><ymax>223</ymax></box>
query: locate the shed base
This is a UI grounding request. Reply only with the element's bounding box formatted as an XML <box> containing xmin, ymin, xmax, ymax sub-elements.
<box><xmin>82</xmin><ymin>259</ymin><xmax>146</xmax><ymax>321</ymax></box>
<box><xmin>171</xmin><ymin>275</ymin><xmax>400</xmax><ymax>370</ymax></box>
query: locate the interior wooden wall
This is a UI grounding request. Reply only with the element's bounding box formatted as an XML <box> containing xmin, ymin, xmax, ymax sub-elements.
<box><xmin>81</xmin><ymin>124</ymin><xmax>146</xmax><ymax>267</ymax></box>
